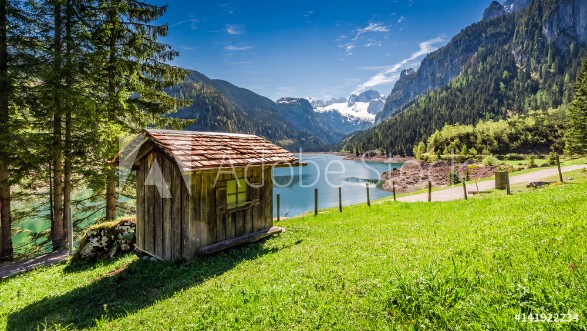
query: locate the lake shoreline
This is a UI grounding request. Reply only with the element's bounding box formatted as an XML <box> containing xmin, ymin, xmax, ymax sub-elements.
<box><xmin>298</xmin><ymin>151</ymin><xmax>415</xmax><ymax>164</ymax></box>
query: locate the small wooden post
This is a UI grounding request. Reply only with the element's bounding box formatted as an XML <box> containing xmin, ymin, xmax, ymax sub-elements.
<box><xmin>276</xmin><ymin>194</ymin><xmax>280</xmax><ymax>222</ymax></box>
<box><xmin>428</xmin><ymin>181</ymin><xmax>432</xmax><ymax>202</ymax></box>
<box><xmin>392</xmin><ymin>181</ymin><xmax>396</xmax><ymax>202</ymax></box>
<box><xmin>314</xmin><ymin>188</ymin><xmax>318</xmax><ymax>216</ymax></box>
<box><xmin>556</xmin><ymin>154</ymin><xmax>563</xmax><ymax>183</ymax></box>
<box><xmin>338</xmin><ymin>187</ymin><xmax>342</xmax><ymax>213</ymax></box>
<box><xmin>506</xmin><ymin>172</ymin><xmax>511</xmax><ymax>195</ymax></box>
<box><xmin>67</xmin><ymin>206</ymin><xmax>73</xmax><ymax>256</ymax></box>
<box><xmin>366</xmin><ymin>183</ymin><xmax>371</xmax><ymax>207</ymax></box>
<box><xmin>462</xmin><ymin>178</ymin><xmax>468</xmax><ymax>200</ymax></box>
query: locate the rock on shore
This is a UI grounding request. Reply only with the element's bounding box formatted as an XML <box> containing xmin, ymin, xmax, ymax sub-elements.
<box><xmin>380</xmin><ymin>161</ymin><xmax>496</xmax><ymax>193</ymax></box>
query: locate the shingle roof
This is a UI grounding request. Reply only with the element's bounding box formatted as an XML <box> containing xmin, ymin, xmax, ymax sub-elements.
<box><xmin>142</xmin><ymin>129</ymin><xmax>298</xmax><ymax>172</ymax></box>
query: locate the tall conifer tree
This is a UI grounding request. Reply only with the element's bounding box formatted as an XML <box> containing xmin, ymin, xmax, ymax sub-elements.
<box><xmin>565</xmin><ymin>59</ymin><xmax>587</xmax><ymax>154</ymax></box>
<box><xmin>86</xmin><ymin>0</ymin><xmax>186</xmax><ymax>220</ymax></box>
<box><xmin>0</xmin><ymin>0</ymin><xmax>12</xmax><ymax>260</ymax></box>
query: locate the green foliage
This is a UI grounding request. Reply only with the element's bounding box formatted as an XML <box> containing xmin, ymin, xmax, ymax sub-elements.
<box><xmin>413</xmin><ymin>141</ymin><xmax>426</xmax><ymax>160</ymax></box>
<box><xmin>527</xmin><ymin>154</ymin><xmax>537</xmax><ymax>168</ymax></box>
<box><xmin>447</xmin><ymin>169</ymin><xmax>461</xmax><ymax>186</ymax></box>
<box><xmin>545</xmin><ymin>151</ymin><xmax>558</xmax><ymax>166</ymax></box>
<box><xmin>345</xmin><ymin>0</ymin><xmax>585</xmax><ymax>156</ymax></box>
<box><xmin>2</xmin><ymin>0</ymin><xmax>190</xmax><ymax>255</ymax></box>
<box><xmin>482</xmin><ymin>155</ymin><xmax>499</xmax><ymax>166</ymax></box>
<box><xmin>564</xmin><ymin>58</ymin><xmax>587</xmax><ymax>154</ymax></box>
<box><xmin>2</xmin><ymin>175</ymin><xmax>587</xmax><ymax>329</ymax></box>
<box><xmin>414</xmin><ymin>109</ymin><xmax>567</xmax><ymax>158</ymax></box>
<box><xmin>167</xmin><ymin>73</ymin><xmax>326</xmax><ymax>151</ymax></box>
<box><xmin>502</xmin><ymin>153</ymin><xmax>525</xmax><ymax>161</ymax></box>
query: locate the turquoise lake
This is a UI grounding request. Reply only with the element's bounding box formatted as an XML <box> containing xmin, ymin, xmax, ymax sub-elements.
<box><xmin>273</xmin><ymin>154</ymin><xmax>401</xmax><ymax>217</ymax></box>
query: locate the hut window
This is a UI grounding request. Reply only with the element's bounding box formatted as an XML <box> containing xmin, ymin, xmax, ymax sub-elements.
<box><xmin>227</xmin><ymin>178</ymin><xmax>248</xmax><ymax>206</ymax></box>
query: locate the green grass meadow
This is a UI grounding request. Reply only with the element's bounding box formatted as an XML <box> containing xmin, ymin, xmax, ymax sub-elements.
<box><xmin>1</xmin><ymin>170</ymin><xmax>586</xmax><ymax>330</ymax></box>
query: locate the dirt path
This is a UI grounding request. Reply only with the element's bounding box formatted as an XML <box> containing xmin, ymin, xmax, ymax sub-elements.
<box><xmin>0</xmin><ymin>250</ymin><xmax>69</xmax><ymax>280</ymax></box>
<box><xmin>397</xmin><ymin>165</ymin><xmax>587</xmax><ymax>203</ymax></box>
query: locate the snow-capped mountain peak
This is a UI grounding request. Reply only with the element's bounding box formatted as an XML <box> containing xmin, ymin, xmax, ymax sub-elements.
<box><xmin>307</xmin><ymin>90</ymin><xmax>385</xmax><ymax>122</ymax></box>
<box><xmin>306</xmin><ymin>96</ymin><xmax>347</xmax><ymax>109</ymax></box>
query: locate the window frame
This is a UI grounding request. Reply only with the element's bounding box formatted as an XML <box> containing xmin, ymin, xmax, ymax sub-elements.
<box><xmin>226</xmin><ymin>178</ymin><xmax>248</xmax><ymax>208</ymax></box>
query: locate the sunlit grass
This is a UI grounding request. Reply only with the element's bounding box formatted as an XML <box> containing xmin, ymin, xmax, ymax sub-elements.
<box><xmin>1</xmin><ymin>170</ymin><xmax>586</xmax><ymax>330</ymax></box>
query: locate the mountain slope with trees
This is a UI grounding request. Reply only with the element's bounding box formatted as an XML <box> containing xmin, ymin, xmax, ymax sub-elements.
<box><xmin>346</xmin><ymin>0</ymin><xmax>587</xmax><ymax>156</ymax></box>
<box><xmin>168</xmin><ymin>71</ymin><xmax>352</xmax><ymax>149</ymax></box>
<box><xmin>565</xmin><ymin>58</ymin><xmax>587</xmax><ymax>154</ymax></box>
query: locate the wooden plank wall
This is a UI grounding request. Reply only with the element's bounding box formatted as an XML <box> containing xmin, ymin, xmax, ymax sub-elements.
<box><xmin>181</xmin><ymin>171</ymin><xmax>192</xmax><ymax>260</ymax></box>
<box><xmin>206</xmin><ymin>167</ymin><xmax>272</xmax><ymax>245</ymax></box>
<box><xmin>171</xmin><ymin>163</ymin><xmax>182</xmax><ymax>259</ymax></box>
<box><xmin>138</xmin><ymin>158</ymin><xmax>274</xmax><ymax>260</ymax></box>
<box><xmin>154</xmin><ymin>153</ymin><xmax>163</xmax><ymax>259</ymax></box>
<box><xmin>144</xmin><ymin>153</ymin><xmax>156</xmax><ymax>255</ymax></box>
<box><xmin>135</xmin><ymin>157</ymin><xmax>146</xmax><ymax>251</ymax></box>
<box><xmin>139</xmin><ymin>151</ymin><xmax>192</xmax><ymax>261</ymax></box>
<box><xmin>263</xmin><ymin>167</ymin><xmax>274</xmax><ymax>230</ymax></box>
<box><xmin>162</xmin><ymin>155</ymin><xmax>172</xmax><ymax>260</ymax></box>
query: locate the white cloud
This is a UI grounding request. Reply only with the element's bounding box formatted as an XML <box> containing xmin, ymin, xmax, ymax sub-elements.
<box><xmin>338</xmin><ymin>43</ymin><xmax>356</xmax><ymax>55</ymax></box>
<box><xmin>345</xmin><ymin>45</ymin><xmax>355</xmax><ymax>55</ymax></box>
<box><xmin>339</xmin><ymin>22</ymin><xmax>390</xmax><ymax>56</ymax></box>
<box><xmin>170</xmin><ymin>19</ymin><xmax>188</xmax><ymax>28</ymax></box>
<box><xmin>224</xmin><ymin>45</ymin><xmax>253</xmax><ymax>51</ymax></box>
<box><xmin>365</xmin><ymin>40</ymin><xmax>383</xmax><ymax>48</ymax></box>
<box><xmin>226</xmin><ymin>24</ymin><xmax>243</xmax><ymax>35</ymax></box>
<box><xmin>356</xmin><ymin>22</ymin><xmax>390</xmax><ymax>36</ymax></box>
<box><xmin>170</xmin><ymin>16</ymin><xmax>200</xmax><ymax>30</ymax></box>
<box><xmin>354</xmin><ymin>37</ymin><xmax>445</xmax><ymax>92</ymax></box>
<box><xmin>397</xmin><ymin>16</ymin><xmax>406</xmax><ymax>23</ymax></box>
<box><xmin>358</xmin><ymin>65</ymin><xmax>392</xmax><ymax>71</ymax></box>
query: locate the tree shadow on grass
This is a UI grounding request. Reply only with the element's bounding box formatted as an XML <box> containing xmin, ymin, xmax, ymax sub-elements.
<box><xmin>7</xmin><ymin>239</ymin><xmax>299</xmax><ymax>331</ymax></box>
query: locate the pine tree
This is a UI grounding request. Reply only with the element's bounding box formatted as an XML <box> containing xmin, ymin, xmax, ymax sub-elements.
<box><xmin>50</xmin><ymin>0</ymin><xmax>66</xmax><ymax>250</ymax></box>
<box><xmin>0</xmin><ymin>0</ymin><xmax>12</xmax><ymax>260</ymax></box>
<box><xmin>85</xmin><ymin>0</ymin><xmax>187</xmax><ymax>220</ymax></box>
<box><xmin>0</xmin><ymin>0</ymin><xmax>45</xmax><ymax>260</ymax></box>
<box><xmin>564</xmin><ymin>58</ymin><xmax>587</xmax><ymax>155</ymax></box>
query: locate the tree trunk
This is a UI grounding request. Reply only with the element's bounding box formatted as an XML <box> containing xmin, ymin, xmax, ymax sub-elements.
<box><xmin>51</xmin><ymin>0</ymin><xmax>65</xmax><ymax>250</ymax></box>
<box><xmin>106</xmin><ymin>175</ymin><xmax>117</xmax><ymax>220</ymax></box>
<box><xmin>105</xmin><ymin>11</ymin><xmax>117</xmax><ymax>221</ymax></box>
<box><xmin>0</xmin><ymin>0</ymin><xmax>13</xmax><ymax>261</ymax></box>
<box><xmin>63</xmin><ymin>0</ymin><xmax>73</xmax><ymax>242</ymax></box>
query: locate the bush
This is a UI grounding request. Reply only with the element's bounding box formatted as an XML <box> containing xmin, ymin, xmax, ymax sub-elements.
<box><xmin>527</xmin><ymin>154</ymin><xmax>537</xmax><ymax>168</ymax></box>
<box><xmin>501</xmin><ymin>153</ymin><xmax>525</xmax><ymax>161</ymax></box>
<box><xmin>439</xmin><ymin>154</ymin><xmax>467</xmax><ymax>163</ymax></box>
<box><xmin>482</xmin><ymin>155</ymin><xmax>499</xmax><ymax>166</ymax></box>
<box><xmin>496</xmin><ymin>164</ymin><xmax>514</xmax><ymax>172</ymax></box>
<box><xmin>447</xmin><ymin>170</ymin><xmax>462</xmax><ymax>185</ymax></box>
<box><xmin>545</xmin><ymin>151</ymin><xmax>558</xmax><ymax>166</ymax></box>
<box><xmin>422</xmin><ymin>153</ymin><xmax>439</xmax><ymax>162</ymax></box>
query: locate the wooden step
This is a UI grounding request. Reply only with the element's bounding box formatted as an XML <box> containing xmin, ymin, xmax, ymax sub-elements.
<box><xmin>199</xmin><ymin>226</ymin><xmax>285</xmax><ymax>255</ymax></box>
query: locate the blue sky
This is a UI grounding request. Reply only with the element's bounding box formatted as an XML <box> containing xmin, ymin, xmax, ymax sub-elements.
<box><xmin>159</xmin><ymin>0</ymin><xmax>491</xmax><ymax>101</ymax></box>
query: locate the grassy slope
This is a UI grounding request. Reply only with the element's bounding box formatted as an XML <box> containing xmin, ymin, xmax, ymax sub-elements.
<box><xmin>1</xmin><ymin>171</ymin><xmax>587</xmax><ymax>330</ymax></box>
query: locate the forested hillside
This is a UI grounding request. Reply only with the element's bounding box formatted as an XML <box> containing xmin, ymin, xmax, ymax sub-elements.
<box><xmin>168</xmin><ymin>72</ymin><xmax>323</xmax><ymax>149</ymax></box>
<box><xmin>168</xmin><ymin>71</ymin><xmax>336</xmax><ymax>150</ymax></box>
<box><xmin>413</xmin><ymin>108</ymin><xmax>567</xmax><ymax>160</ymax></box>
<box><xmin>346</xmin><ymin>0</ymin><xmax>587</xmax><ymax>156</ymax></box>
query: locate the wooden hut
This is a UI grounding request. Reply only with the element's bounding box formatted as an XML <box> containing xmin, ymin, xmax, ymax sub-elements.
<box><xmin>120</xmin><ymin>129</ymin><xmax>300</xmax><ymax>260</ymax></box>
